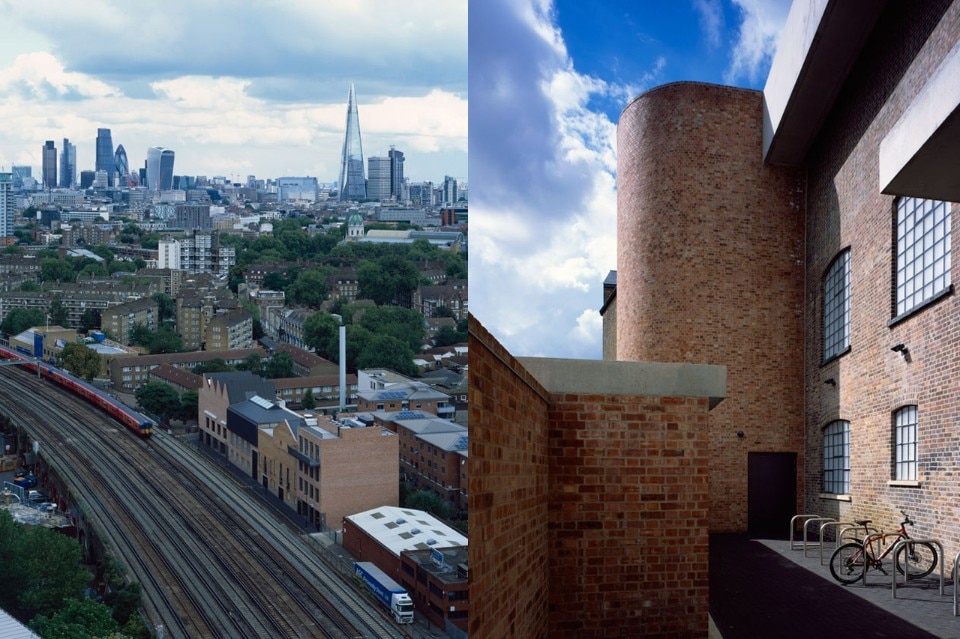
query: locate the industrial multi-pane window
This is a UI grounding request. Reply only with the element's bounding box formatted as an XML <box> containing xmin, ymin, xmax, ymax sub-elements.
<box><xmin>823</xmin><ymin>249</ymin><xmax>850</xmax><ymax>360</ymax></box>
<box><xmin>894</xmin><ymin>406</ymin><xmax>918</xmax><ymax>481</ymax></box>
<box><xmin>823</xmin><ymin>420</ymin><xmax>850</xmax><ymax>494</ymax></box>
<box><xmin>896</xmin><ymin>197</ymin><xmax>951</xmax><ymax>316</ymax></box>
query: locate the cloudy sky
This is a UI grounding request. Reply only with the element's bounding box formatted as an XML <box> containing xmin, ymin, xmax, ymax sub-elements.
<box><xmin>0</xmin><ymin>0</ymin><xmax>467</xmax><ymax>184</ymax></box>
<box><xmin>469</xmin><ymin>0</ymin><xmax>790</xmax><ymax>359</ymax></box>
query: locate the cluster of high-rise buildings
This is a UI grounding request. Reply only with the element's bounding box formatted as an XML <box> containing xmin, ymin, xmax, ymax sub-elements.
<box><xmin>37</xmin><ymin>128</ymin><xmax>175</xmax><ymax>193</ymax></box>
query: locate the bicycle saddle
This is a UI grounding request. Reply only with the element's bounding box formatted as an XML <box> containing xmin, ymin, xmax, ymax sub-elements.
<box><xmin>854</xmin><ymin>519</ymin><xmax>871</xmax><ymax>526</ymax></box>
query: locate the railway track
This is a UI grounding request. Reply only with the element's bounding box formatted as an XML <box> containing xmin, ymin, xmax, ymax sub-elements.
<box><xmin>0</xmin><ymin>368</ymin><xmax>406</xmax><ymax>639</ymax></box>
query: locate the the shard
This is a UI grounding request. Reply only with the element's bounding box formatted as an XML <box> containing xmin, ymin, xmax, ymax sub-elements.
<box><xmin>338</xmin><ymin>84</ymin><xmax>367</xmax><ymax>201</ymax></box>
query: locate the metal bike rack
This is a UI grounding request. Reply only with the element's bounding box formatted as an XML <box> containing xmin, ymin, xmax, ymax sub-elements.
<box><xmin>790</xmin><ymin>514</ymin><xmax>821</xmax><ymax>550</ymax></box>
<box><xmin>953</xmin><ymin>550</ymin><xmax>960</xmax><ymax>616</ymax></box>
<box><xmin>839</xmin><ymin>523</ymin><xmax>880</xmax><ymax>546</ymax></box>
<box><xmin>819</xmin><ymin>521</ymin><xmax>859</xmax><ymax>565</ymax></box>
<box><xmin>891</xmin><ymin>538</ymin><xmax>943</xmax><ymax>598</ymax></box>
<box><xmin>861</xmin><ymin>532</ymin><xmax>885</xmax><ymax>586</ymax></box>
<box><xmin>803</xmin><ymin>517</ymin><xmax>836</xmax><ymax>557</ymax></box>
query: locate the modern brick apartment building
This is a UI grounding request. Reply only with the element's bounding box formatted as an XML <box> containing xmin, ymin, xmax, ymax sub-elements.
<box><xmin>472</xmin><ymin>1</ymin><xmax>960</xmax><ymax>636</ymax></box>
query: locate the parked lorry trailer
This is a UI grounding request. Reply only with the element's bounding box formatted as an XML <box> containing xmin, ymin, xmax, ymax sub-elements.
<box><xmin>354</xmin><ymin>561</ymin><xmax>414</xmax><ymax>624</ymax></box>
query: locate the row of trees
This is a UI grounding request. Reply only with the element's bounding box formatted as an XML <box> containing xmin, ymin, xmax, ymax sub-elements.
<box><xmin>0</xmin><ymin>510</ymin><xmax>147</xmax><ymax>638</ymax></box>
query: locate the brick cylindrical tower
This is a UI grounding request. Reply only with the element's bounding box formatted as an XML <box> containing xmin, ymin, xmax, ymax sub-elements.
<box><xmin>616</xmin><ymin>82</ymin><xmax>806</xmax><ymax>532</ymax></box>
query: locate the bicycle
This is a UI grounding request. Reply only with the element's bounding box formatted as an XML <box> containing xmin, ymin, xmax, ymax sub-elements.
<box><xmin>829</xmin><ymin>511</ymin><xmax>938</xmax><ymax>584</ymax></box>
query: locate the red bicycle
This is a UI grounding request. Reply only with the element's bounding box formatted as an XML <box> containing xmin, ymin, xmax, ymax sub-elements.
<box><xmin>829</xmin><ymin>511</ymin><xmax>937</xmax><ymax>584</ymax></box>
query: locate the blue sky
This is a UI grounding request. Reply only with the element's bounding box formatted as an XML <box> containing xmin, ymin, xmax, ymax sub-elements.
<box><xmin>469</xmin><ymin>0</ymin><xmax>790</xmax><ymax>359</ymax></box>
<box><xmin>0</xmin><ymin>1</ymin><xmax>466</xmax><ymax>183</ymax></box>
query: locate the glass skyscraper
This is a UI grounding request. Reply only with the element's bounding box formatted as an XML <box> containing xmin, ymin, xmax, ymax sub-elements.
<box><xmin>59</xmin><ymin>138</ymin><xmax>76</xmax><ymax>189</ymax></box>
<box><xmin>146</xmin><ymin>146</ymin><xmax>175</xmax><ymax>192</ymax></box>
<box><xmin>42</xmin><ymin>140</ymin><xmax>57</xmax><ymax>189</ymax></box>
<box><xmin>389</xmin><ymin>146</ymin><xmax>404</xmax><ymax>200</ymax></box>
<box><xmin>338</xmin><ymin>84</ymin><xmax>367</xmax><ymax>201</ymax></box>
<box><xmin>95</xmin><ymin>128</ymin><xmax>114</xmax><ymax>184</ymax></box>
<box><xmin>114</xmin><ymin>144</ymin><xmax>130</xmax><ymax>187</ymax></box>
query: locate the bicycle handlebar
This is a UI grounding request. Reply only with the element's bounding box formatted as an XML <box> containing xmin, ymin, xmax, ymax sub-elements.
<box><xmin>900</xmin><ymin>509</ymin><xmax>914</xmax><ymax>526</ymax></box>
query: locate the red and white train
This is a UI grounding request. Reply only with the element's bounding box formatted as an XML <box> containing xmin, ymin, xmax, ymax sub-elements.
<box><xmin>0</xmin><ymin>344</ymin><xmax>154</xmax><ymax>438</ymax></box>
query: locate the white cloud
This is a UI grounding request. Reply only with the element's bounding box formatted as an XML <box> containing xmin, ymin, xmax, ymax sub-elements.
<box><xmin>724</xmin><ymin>0</ymin><xmax>791</xmax><ymax>85</ymax></box>
<box><xmin>0</xmin><ymin>1</ymin><xmax>466</xmax><ymax>180</ymax></box>
<box><xmin>470</xmin><ymin>0</ymin><xmax>618</xmax><ymax>359</ymax></box>
<box><xmin>694</xmin><ymin>0</ymin><xmax>725</xmax><ymax>49</ymax></box>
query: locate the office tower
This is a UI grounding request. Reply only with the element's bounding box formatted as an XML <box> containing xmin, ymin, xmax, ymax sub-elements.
<box><xmin>95</xmin><ymin>128</ymin><xmax>114</xmax><ymax>185</ymax></box>
<box><xmin>59</xmin><ymin>138</ymin><xmax>76</xmax><ymax>189</ymax></box>
<box><xmin>114</xmin><ymin>144</ymin><xmax>130</xmax><ymax>187</ymax></box>
<box><xmin>443</xmin><ymin>175</ymin><xmax>459</xmax><ymax>204</ymax></box>
<box><xmin>388</xmin><ymin>146</ymin><xmax>404</xmax><ymax>200</ymax></box>
<box><xmin>0</xmin><ymin>173</ymin><xmax>12</xmax><ymax>238</ymax></box>
<box><xmin>366</xmin><ymin>157</ymin><xmax>391</xmax><ymax>201</ymax></box>
<box><xmin>42</xmin><ymin>141</ymin><xmax>57</xmax><ymax>189</ymax></box>
<box><xmin>338</xmin><ymin>84</ymin><xmax>367</xmax><ymax>201</ymax></box>
<box><xmin>79</xmin><ymin>170</ymin><xmax>95</xmax><ymax>189</ymax></box>
<box><xmin>146</xmin><ymin>146</ymin><xmax>175</xmax><ymax>191</ymax></box>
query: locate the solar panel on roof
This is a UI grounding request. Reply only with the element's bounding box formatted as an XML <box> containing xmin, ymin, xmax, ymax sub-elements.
<box><xmin>250</xmin><ymin>395</ymin><xmax>274</xmax><ymax>409</ymax></box>
<box><xmin>454</xmin><ymin>435</ymin><xmax>468</xmax><ymax>450</ymax></box>
<box><xmin>377</xmin><ymin>390</ymin><xmax>407</xmax><ymax>400</ymax></box>
<box><xmin>395</xmin><ymin>411</ymin><xmax>426</xmax><ymax>420</ymax></box>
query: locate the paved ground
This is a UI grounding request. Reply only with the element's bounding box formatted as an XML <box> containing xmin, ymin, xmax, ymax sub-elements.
<box><xmin>710</xmin><ymin>533</ymin><xmax>960</xmax><ymax>638</ymax></box>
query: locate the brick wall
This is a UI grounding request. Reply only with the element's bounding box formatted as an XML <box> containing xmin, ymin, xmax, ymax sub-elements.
<box><xmin>803</xmin><ymin>0</ymin><xmax>960</xmax><ymax>548</ymax></box>
<box><xmin>469</xmin><ymin>318</ymin><xmax>551</xmax><ymax>639</ymax></box>
<box><xmin>616</xmin><ymin>82</ymin><xmax>805</xmax><ymax>532</ymax></box>
<box><xmin>546</xmin><ymin>392</ymin><xmax>710</xmax><ymax>638</ymax></box>
<box><xmin>470</xmin><ymin>316</ymin><xmax>721</xmax><ymax>638</ymax></box>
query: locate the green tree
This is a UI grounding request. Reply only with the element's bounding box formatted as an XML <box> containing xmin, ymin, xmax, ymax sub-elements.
<box><xmin>357</xmin><ymin>256</ymin><xmax>420</xmax><ymax>306</ymax></box>
<box><xmin>90</xmin><ymin>244</ymin><xmax>115</xmax><ymax>263</ymax></box>
<box><xmin>264</xmin><ymin>351</ymin><xmax>294</xmax><ymax>379</ymax></box>
<box><xmin>302</xmin><ymin>388</ymin><xmax>316</xmax><ymax>409</ymax></box>
<box><xmin>433</xmin><ymin>305</ymin><xmax>454</xmax><ymax>318</ymax></box>
<box><xmin>79</xmin><ymin>308</ymin><xmax>102</xmax><ymax>332</ymax></box>
<box><xmin>48</xmin><ymin>295</ymin><xmax>69</xmax><ymax>327</ymax></box>
<box><xmin>179</xmin><ymin>390</ymin><xmax>199</xmax><ymax>423</ymax></box>
<box><xmin>40</xmin><ymin>257</ymin><xmax>75</xmax><ymax>283</ymax></box>
<box><xmin>403</xmin><ymin>489</ymin><xmax>451</xmax><ymax>519</ymax></box>
<box><xmin>356</xmin><ymin>306</ymin><xmax>425</xmax><ymax>351</ymax></box>
<box><xmin>30</xmin><ymin>597</ymin><xmax>121</xmax><ymax>639</ymax></box>
<box><xmin>58</xmin><ymin>343</ymin><xmax>102</xmax><ymax>381</ymax></box>
<box><xmin>0</xmin><ymin>308</ymin><xmax>46</xmax><ymax>336</ymax></box>
<box><xmin>109</xmin><ymin>260</ymin><xmax>138</xmax><ymax>274</ymax></box>
<box><xmin>14</xmin><ymin>525</ymin><xmax>90</xmax><ymax>616</ymax></box>
<box><xmin>193</xmin><ymin>358</ymin><xmax>234</xmax><ymax>375</ymax></box>
<box><xmin>152</xmin><ymin>292</ymin><xmax>176</xmax><ymax>323</ymax></box>
<box><xmin>148</xmin><ymin>327</ymin><xmax>182</xmax><ymax>354</ymax></box>
<box><xmin>433</xmin><ymin>325</ymin><xmax>466</xmax><ymax>347</ymax></box>
<box><xmin>286</xmin><ymin>268</ymin><xmax>330</xmax><ymax>308</ymax></box>
<box><xmin>129</xmin><ymin>322</ymin><xmax>152</xmax><ymax>347</ymax></box>
<box><xmin>303</xmin><ymin>312</ymin><xmax>342</xmax><ymax>360</ymax></box>
<box><xmin>80</xmin><ymin>262</ymin><xmax>109</xmax><ymax>277</ymax></box>
<box><xmin>236</xmin><ymin>354</ymin><xmax>263</xmax><ymax>376</ymax></box>
<box><xmin>135</xmin><ymin>382</ymin><xmax>182</xmax><ymax>425</ymax></box>
<box><xmin>18</xmin><ymin>280</ymin><xmax>40</xmax><ymax>292</ymax></box>
<box><xmin>356</xmin><ymin>334</ymin><xmax>417</xmax><ymax>376</ymax></box>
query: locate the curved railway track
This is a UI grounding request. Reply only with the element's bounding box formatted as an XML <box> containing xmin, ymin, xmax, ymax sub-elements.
<box><xmin>0</xmin><ymin>367</ymin><xmax>406</xmax><ymax>639</ymax></box>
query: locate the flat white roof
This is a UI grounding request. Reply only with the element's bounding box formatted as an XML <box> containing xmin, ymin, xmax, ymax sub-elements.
<box><xmin>345</xmin><ymin>505</ymin><xmax>467</xmax><ymax>557</ymax></box>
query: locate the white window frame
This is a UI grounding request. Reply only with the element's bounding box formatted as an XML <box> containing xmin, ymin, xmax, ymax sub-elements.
<box><xmin>894</xmin><ymin>406</ymin><xmax>918</xmax><ymax>481</ymax></box>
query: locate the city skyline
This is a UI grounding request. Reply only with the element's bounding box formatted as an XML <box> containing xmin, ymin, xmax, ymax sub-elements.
<box><xmin>0</xmin><ymin>1</ymin><xmax>467</xmax><ymax>184</ymax></box>
<box><xmin>469</xmin><ymin>0</ymin><xmax>790</xmax><ymax>359</ymax></box>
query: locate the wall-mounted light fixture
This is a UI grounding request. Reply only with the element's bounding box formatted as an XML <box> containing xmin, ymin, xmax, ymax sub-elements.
<box><xmin>736</xmin><ymin>431</ymin><xmax>745</xmax><ymax>439</ymax></box>
<box><xmin>892</xmin><ymin>343</ymin><xmax>909</xmax><ymax>358</ymax></box>
<box><xmin>824</xmin><ymin>378</ymin><xmax>836</xmax><ymax>387</ymax></box>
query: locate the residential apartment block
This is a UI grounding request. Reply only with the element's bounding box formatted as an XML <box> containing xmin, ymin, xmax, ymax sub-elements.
<box><xmin>100</xmin><ymin>297</ymin><xmax>159</xmax><ymax>345</ymax></box>
<box><xmin>204</xmin><ymin>308</ymin><xmax>253</xmax><ymax>351</ymax></box>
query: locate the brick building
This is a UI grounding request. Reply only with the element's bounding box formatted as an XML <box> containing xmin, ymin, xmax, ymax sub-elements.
<box><xmin>400</xmin><ymin>547</ymin><xmax>468</xmax><ymax>635</ymax></box>
<box><xmin>470</xmin><ymin>319</ymin><xmax>724</xmax><ymax>638</ymax></box>
<box><xmin>607</xmin><ymin>0</ymin><xmax>960</xmax><ymax>542</ymax></box>
<box><xmin>204</xmin><ymin>308</ymin><xmax>253</xmax><ymax>351</ymax></box>
<box><xmin>471</xmin><ymin>1</ymin><xmax>960</xmax><ymax>636</ymax></box>
<box><xmin>110</xmin><ymin>347</ymin><xmax>266</xmax><ymax>392</ymax></box>
<box><xmin>101</xmin><ymin>297</ymin><xmax>159</xmax><ymax>346</ymax></box>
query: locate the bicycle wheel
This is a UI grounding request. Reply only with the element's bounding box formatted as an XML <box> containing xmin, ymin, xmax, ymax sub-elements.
<box><xmin>895</xmin><ymin>541</ymin><xmax>938</xmax><ymax>578</ymax></box>
<box><xmin>830</xmin><ymin>542</ymin><xmax>866</xmax><ymax>584</ymax></box>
